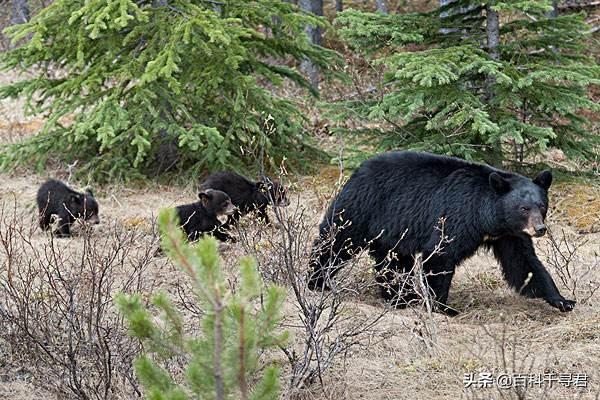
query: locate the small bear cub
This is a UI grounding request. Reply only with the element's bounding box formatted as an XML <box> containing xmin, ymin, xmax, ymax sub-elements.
<box><xmin>199</xmin><ymin>171</ymin><xmax>289</xmax><ymax>225</ymax></box>
<box><xmin>37</xmin><ymin>179</ymin><xmax>100</xmax><ymax>237</ymax></box>
<box><xmin>175</xmin><ymin>189</ymin><xmax>236</xmax><ymax>242</ymax></box>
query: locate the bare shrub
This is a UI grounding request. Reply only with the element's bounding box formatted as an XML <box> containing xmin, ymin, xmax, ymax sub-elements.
<box><xmin>463</xmin><ymin>321</ymin><xmax>545</xmax><ymax>400</ymax></box>
<box><xmin>393</xmin><ymin>219</ymin><xmax>453</xmax><ymax>357</ymax></box>
<box><xmin>401</xmin><ymin>253</ymin><xmax>440</xmax><ymax>357</ymax></box>
<box><xmin>542</xmin><ymin>228</ymin><xmax>600</xmax><ymax>305</ymax></box>
<box><xmin>463</xmin><ymin>318</ymin><xmax>597</xmax><ymax>400</ymax></box>
<box><xmin>236</xmin><ymin>173</ymin><xmax>390</xmax><ymax>397</ymax></box>
<box><xmin>0</xmin><ymin>198</ymin><xmax>164</xmax><ymax>399</ymax></box>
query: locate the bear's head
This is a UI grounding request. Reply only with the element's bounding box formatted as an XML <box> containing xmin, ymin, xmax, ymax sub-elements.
<box><xmin>489</xmin><ymin>170</ymin><xmax>552</xmax><ymax>237</ymax></box>
<box><xmin>69</xmin><ymin>189</ymin><xmax>100</xmax><ymax>225</ymax></box>
<box><xmin>257</xmin><ymin>176</ymin><xmax>290</xmax><ymax>207</ymax></box>
<box><xmin>198</xmin><ymin>189</ymin><xmax>236</xmax><ymax>218</ymax></box>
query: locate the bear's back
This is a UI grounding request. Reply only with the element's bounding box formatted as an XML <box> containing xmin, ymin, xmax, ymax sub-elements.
<box><xmin>326</xmin><ymin>151</ymin><xmax>519</xmax><ymax>249</ymax></box>
<box><xmin>360</xmin><ymin>151</ymin><xmax>494</xmax><ymax>181</ymax></box>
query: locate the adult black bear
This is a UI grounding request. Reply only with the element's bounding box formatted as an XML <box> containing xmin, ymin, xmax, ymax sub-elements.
<box><xmin>37</xmin><ymin>179</ymin><xmax>100</xmax><ymax>237</ymax></box>
<box><xmin>199</xmin><ymin>171</ymin><xmax>289</xmax><ymax>225</ymax></box>
<box><xmin>308</xmin><ymin>151</ymin><xmax>575</xmax><ymax>315</ymax></box>
<box><xmin>176</xmin><ymin>189</ymin><xmax>237</xmax><ymax>242</ymax></box>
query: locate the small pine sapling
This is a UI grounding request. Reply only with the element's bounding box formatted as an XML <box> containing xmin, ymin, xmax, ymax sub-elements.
<box><xmin>116</xmin><ymin>208</ymin><xmax>288</xmax><ymax>400</ymax></box>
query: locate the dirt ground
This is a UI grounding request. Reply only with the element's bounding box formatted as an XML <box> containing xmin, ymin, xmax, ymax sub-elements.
<box><xmin>0</xmin><ymin>71</ymin><xmax>599</xmax><ymax>400</ymax></box>
<box><xmin>1</xmin><ymin>165</ymin><xmax>599</xmax><ymax>400</ymax></box>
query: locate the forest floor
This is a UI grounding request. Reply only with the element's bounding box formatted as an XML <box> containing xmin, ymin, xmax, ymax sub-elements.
<box><xmin>1</xmin><ymin>75</ymin><xmax>600</xmax><ymax>400</ymax></box>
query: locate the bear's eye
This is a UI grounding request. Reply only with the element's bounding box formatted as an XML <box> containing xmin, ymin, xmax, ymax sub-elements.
<box><xmin>520</xmin><ymin>206</ymin><xmax>530</xmax><ymax>212</ymax></box>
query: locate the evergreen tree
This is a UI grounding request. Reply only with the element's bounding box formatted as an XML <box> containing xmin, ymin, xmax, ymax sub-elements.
<box><xmin>333</xmin><ymin>1</ymin><xmax>599</xmax><ymax>165</ymax></box>
<box><xmin>0</xmin><ymin>0</ymin><xmax>338</xmax><ymax>181</ymax></box>
<box><xmin>116</xmin><ymin>208</ymin><xmax>287</xmax><ymax>400</ymax></box>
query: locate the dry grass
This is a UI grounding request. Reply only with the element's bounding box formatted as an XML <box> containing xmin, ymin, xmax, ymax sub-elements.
<box><xmin>552</xmin><ymin>182</ymin><xmax>600</xmax><ymax>234</ymax></box>
<box><xmin>0</xmin><ymin>168</ymin><xmax>598</xmax><ymax>399</ymax></box>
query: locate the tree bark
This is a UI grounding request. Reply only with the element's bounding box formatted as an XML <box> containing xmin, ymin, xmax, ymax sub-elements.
<box><xmin>336</xmin><ymin>0</ymin><xmax>343</xmax><ymax>12</ymax></box>
<box><xmin>485</xmin><ymin>4</ymin><xmax>500</xmax><ymax>102</ymax></box>
<box><xmin>375</xmin><ymin>0</ymin><xmax>387</xmax><ymax>14</ymax></box>
<box><xmin>11</xmin><ymin>0</ymin><xmax>30</xmax><ymax>25</ymax></box>
<box><xmin>439</xmin><ymin>0</ymin><xmax>481</xmax><ymax>36</ymax></box>
<box><xmin>486</xmin><ymin>4</ymin><xmax>499</xmax><ymax>61</ymax></box>
<box><xmin>299</xmin><ymin>0</ymin><xmax>323</xmax><ymax>90</ymax></box>
<box><xmin>547</xmin><ymin>0</ymin><xmax>558</xmax><ymax>18</ymax></box>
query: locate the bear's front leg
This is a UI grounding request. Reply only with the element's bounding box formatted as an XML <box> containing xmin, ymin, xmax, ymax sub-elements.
<box><xmin>53</xmin><ymin>213</ymin><xmax>72</xmax><ymax>237</ymax></box>
<box><xmin>256</xmin><ymin>206</ymin><xmax>270</xmax><ymax>225</ymax></box>
<box><xmin>491</xmin><ymin>235</ymin><xmax>575</xmax><ymax>312</ymax></box>
<box><xmin>212</xmin><ymin>225</ymin><xmax>236</xmax><ymax>243</ymax></box>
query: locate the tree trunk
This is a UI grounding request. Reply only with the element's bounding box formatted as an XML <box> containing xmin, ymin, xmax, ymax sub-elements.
<box><xmin>336</xmin><ymin>0</ymin><xmax>343</xmax><ymax>12</ymax></box>
<box><xmin>439</xmin><ymin>0</ymin><xmax>481</xmax><ymax>36</ymax></box>
<box><xmin>547</xmin><ymin>0</ymin><xmax>558</xmax><ymax>18</ymax></box>
<box><xmin>484</xmin><ymin>4</ymin><xmax>500</xmax><ymax>102</ymax></box>
<box><xmin>439</xmin><ymin>0</ymin><xmax>458</xmax><ymax>35</ymax></box>
<box><xmin>486</xmin><ymin>4</ymin><xmax>499</xmax><ymax>61</ymax></box>
<box><xmin>11</xmin><ymin>0</ymin><xmax>30</xmax><ymax>25</ymax></box>
<box><xmin>299</xmin><ymin>0</ymin><xmax>323</xmax><ymax>90</ymax></box>
<box><xmin>375</xmin><ymin>0</ymin><xmax>387</xmax><ymax>14</ymax></box>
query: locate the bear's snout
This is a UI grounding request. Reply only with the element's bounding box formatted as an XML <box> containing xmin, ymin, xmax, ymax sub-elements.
<box><xmin>523</xmin><ymin>211</ymin><xmax>546</xmax><ymax>237</ymax></box>
<box><xmin>278</xmin><ymin>197</ymin><xmax>290</xmax><ymax>207</ymax></box>
<box><xmin>224</xmin><ymin>204</ymin><xmax>237</xmax><ymax>215</ymax></box>
<box><xmin>534</xmin><ymin>224</ymin><xmax>547</xmax><ymax>237</ymax></box>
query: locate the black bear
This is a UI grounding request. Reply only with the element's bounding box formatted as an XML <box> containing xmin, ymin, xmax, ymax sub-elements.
<box><xmin>199</xmin><ymin>171</ymin><xmax>289</xmax><ymax>225</ymax></box>
<box><xmin>175</xmin><ymin>189</ymin><xmax>236</xmax><ymax>242</ymax></box>
<box><xmin>37</xmin><ymin>179</ymin><xmax>100</xmax><ymax>237</ymax></box>
<box><xmin>308</xmin><ymin>151</ymin><xmax>575</xmax><ymax>315</ymax></box>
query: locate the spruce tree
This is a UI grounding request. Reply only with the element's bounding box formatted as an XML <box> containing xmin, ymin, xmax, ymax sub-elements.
<box><xmin>333</xmin><ymin>1</ymin><xmax>599</xmax><ymax>165</ymax></box>
<box><xmin>0</xmin><ymin>0</ymin><xmax>337</xmax><ymax>181</ymax></box>
<box><xmin>116</xmin><ymin>208</ymin><xmax>287</xmax><ymax>400</ymax></box>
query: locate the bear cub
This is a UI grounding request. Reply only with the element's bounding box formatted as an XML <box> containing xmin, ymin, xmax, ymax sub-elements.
<box><xmin>308</xmin><ymin>151</ymin><xmax>575</xmax><ymax>315</ymax></box>
<box><xmin>199</xmin><ymin>171</ymin><xmax>289</xmax><ymax>225</ymax></box>
<box><xmin>37</xmin><ymin>179</ymin><xmax>100</xmax><ymax>237</ymax></box>
<box><xmin>176</xmin><ymin>189</ymin><xmax>236</xmax><ymax>242</ymax></box>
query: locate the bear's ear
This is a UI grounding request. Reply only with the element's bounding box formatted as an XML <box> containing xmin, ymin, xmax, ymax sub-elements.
<box><xmin>489</xmin><ymin>172</ymin><xmax>510</xmax><ymax>194</ymax></box>
<box><xmin>198</xmin><ymin>190</ymin><xmax>212</xmax><ymax>207</ymax></box>
<box><xmin>256</xmin><ymin>180</ymin><xmax>271</xmax><ymax>191</ymax></box>
<box><xmin>533</xmin><ymin>170</ymin><xmax>552</xmax><ymax>191</ymax></box>
<box><xmin>69</xmin><ymin>193</ymin><xmax>83</xmax><ymax>206</ymax></box>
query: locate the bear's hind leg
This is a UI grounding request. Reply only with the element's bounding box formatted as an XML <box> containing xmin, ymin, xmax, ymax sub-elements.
<box><xmin>307</xmin><ymin>236</ymin><xmax>355</xmax><ymax>291</ymax></box>
<box><xmin>54</xmin><ymin>221</ymin><xmax>72</xmax><ymax>237</ymax></box>
<box><xmin>421</xmin><ymin>254</ymin><xmax>458</xmax><ymax>316</ymax></box>
<box><xmin>371</xmin><ymin>250</ymin><xmax>419</xmax><ymax>308</ymax></box>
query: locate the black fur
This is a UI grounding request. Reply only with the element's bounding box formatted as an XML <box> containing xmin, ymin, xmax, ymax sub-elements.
<box><xmin>175</xmin><ymin>189</ymin><xmax>236</xmax><ymax>242</ymax></box>
<box><xmin>199</xmin><ymin>171</ymin><xmax>289</xmax><ymax>225</ymax></box>
<box><xmin>308</xmin><ymin>151</ymin><xmax>575</xmax><ymax>315</ymax></box>
<box><xmin>36</xmin><ymin>179</ymin><xmax>100</xmax><ymax>237</ymax></box>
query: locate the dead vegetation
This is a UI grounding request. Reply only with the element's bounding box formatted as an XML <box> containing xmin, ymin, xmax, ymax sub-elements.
<box><xmin>1</xmin><ymin>163</ymin><xmax>598</xmax><ymax>400</ymax></box>
<box><xmin>552</xmin><ymin>182</ymin><xmax>600</xmax><ymax>234</ymax></box>
<box><xmin>0</xmin><ymin>198</ymin><xmax>162</xmax><ymax>399</ymax></box>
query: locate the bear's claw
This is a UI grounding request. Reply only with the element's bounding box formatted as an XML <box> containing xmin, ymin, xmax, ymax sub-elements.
<box><xmin>546</xmin><ymin>297</ymin><xmax>576</xmax><ymax>312</ymax></box>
